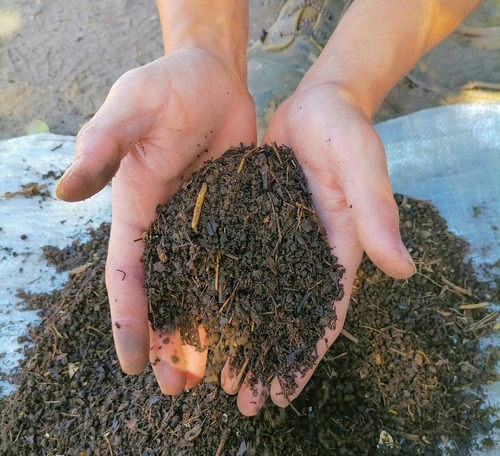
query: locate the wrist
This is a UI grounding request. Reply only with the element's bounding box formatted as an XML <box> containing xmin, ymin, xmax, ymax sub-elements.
<box><xmin>157</xmin><ymin>0</ymin><xmax>249</xmax><ymax>80</ymax></box>
<box><xmin>298</xmin><ymin>0</ymin><xmax>482</xmax><ymax>118</ymax></box>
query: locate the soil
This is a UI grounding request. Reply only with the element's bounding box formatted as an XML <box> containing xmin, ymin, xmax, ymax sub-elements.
<box><xmin>1</xmin><ymin>189</ymin><xmax>498</xmax><ymax>455</ymax></box>
<box><xmin>142</xmin><ymin>144</ymin><xmax>344</xmax><ymax>393</ymax></box>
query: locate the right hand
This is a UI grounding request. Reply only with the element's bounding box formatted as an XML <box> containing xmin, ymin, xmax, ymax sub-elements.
<box><xmin>221</xmin><ymin>80</ymin><xmax>416</xmax><ymax>415</ymax></box>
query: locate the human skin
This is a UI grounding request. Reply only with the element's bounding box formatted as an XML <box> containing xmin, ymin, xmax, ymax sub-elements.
<box><xmin>57</xmin><ymin>0</ymin><xmax>482</xmax><ymax>416</ymax></box>
<box><xmin>238</xmin><ymin>0</ymin><xmax>482</xmax><ymax>412</ymax></box>
<box><xmin>57</xmin><ymin>0</ymin><xmax>255</xmax><ymax>394</ymax></box>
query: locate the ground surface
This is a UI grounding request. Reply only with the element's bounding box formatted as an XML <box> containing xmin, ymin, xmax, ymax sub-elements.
<box><xmin>0</xmin><ymin>195</ymin><xmax>498</xmax><ymax>455</ymax></box>
<box><xmin>1</xmin><ymin>0</ymin><xmax>500</xmax><ymax>140</ymax></box>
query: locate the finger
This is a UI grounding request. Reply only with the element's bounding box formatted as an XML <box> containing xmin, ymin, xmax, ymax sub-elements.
<box><xmin>106</xmin><ymin>150</ymin><xmax>180</xmax><ymax>376</ymax></box>
<box><xmin>348</xmin><ymin>188</ymin><xmax>416</xmax><ymax>279</ymax></box>
<box><xmin>183</xmin><ymin>325</ymin><xmax>209</xmax><ymax>389</ymax></box>
<box><xmin>339</xmin><ymin>127</ymin><xmax>416</xmax><ymax>279</ymax></box>
<box><xmin>237</xmin><ymin>375</ymin><xmax>269</xmax><ymax>417</ymax></box>
<box><xmin>220</xmin><ymin>357</ymin><xmax>240</xmax><ymax>395</ymax></box>
<box><xmin>56</xmin><ymin>67</ymin><xmax>162</xmax><ymax>202</ymax></box>
<box><xmin>105</xmin><ymin>183</ymin><xmax>152</xmax><ymax>376</ymax></box>
<box><xmin>55</xmin><ymin>124</ymin><xmax>122</xmax><ymax>202</ymax></box>
<box><xmin>150</xmin><ymin>326</ymin><xmax>187</xmax><ymax>395</ymax></box>
<box><xmin>267</xmin><ymin>185</ymin><xmax>359</xmax><ymax>407</ymax></box>
<box><xmin>106</xmin><ymin>180</ymin><xmax>153</xmax><ymax>374</ymax></box>
<box><xmin>270</xmin><ymin>306</ymin><xmax>347</xmax><ymax>408</ymax></box>
<box><xmin>106</xmin><ymin>239</ymin><xmax>150</xmax><ymax>375</ymax></box>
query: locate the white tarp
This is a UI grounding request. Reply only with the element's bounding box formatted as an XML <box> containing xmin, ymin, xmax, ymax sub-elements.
<box><xmin>379</xmin><ymin>102</ymin><xmax>500</xmax><ymax>283</ymax></box>
<box><xmin>0</xmin><ymin>103</ymin><xmax>498</xmax><ymax>451</ymax></box>
<box><xmin>0</xmin><ymin>134</ymin><xmax>111</xmax><ymax>395</ymax></box>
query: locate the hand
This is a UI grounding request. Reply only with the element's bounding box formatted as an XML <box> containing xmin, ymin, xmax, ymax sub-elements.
<box><xmin>227</xmin><ymin>0</ymin><xmax>480</xmax><ymax>416</ymax></box>
<box><xmin>57</xmin><ymin>48</ymin><xmax>256</xmax><ymax>394</ymax></box>
<box><xmin>220</xmin><ymin>81</ymin><xmax>416</xmax><ymax>415</ymax></box>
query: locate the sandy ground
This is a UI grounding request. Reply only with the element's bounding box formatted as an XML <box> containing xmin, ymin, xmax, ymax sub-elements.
<box><xmin>0</xmin><ymin>0</ymin><xmax>277</xmax><ymax>139</ymax></box>
<box><xmin>1</xmin><ymin>0</ymin><xmax>500</xmax><ymax>141</ymax></box>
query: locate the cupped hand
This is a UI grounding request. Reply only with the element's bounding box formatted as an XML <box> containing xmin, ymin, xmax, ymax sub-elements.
<box><xmin>221</xmin><ymin>81</ymin><xmax>416</xmax><ymax>415</ymax></box>
<box><xmin>56</xmin><ymin>48</ymin><xmax>256</xmax><ymax>395</ymax></box>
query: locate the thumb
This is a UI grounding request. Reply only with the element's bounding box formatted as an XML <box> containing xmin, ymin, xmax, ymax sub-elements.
<box><xmin>56</xmin><ymin>125</ymin><xmax>123</xmax><ymax>202</ymax></box>
<box><xmin>56</xmin><ymin>67</ymin><xmax>159</xmax><ymax>202</ymax></box>
<box><xmin>343</xmin><ymin>131</ymin><xmax>416</xmax><ymax>280</ymax></box>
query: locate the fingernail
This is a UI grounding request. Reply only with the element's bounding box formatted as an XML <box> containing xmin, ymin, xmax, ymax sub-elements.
<box><xmin>55</xmin><ymin>162</ymin><xmax>77</xmax><ymax>200</ymax></box>
<box><xmin>399</xmin><ymin>240</ymin><xmax>416</xmax><ymax>275</ymax></box>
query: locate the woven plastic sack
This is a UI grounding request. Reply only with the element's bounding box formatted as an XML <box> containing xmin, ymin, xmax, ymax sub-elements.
<box><xmin>378</xmin><ymin>102</ymin><xmax>500</xmax><ymax>285</ymax></box>
<box><xmin>1</xmin><ymin>105</ymin><xmax>499</xmax><ymax>445</ymax></box>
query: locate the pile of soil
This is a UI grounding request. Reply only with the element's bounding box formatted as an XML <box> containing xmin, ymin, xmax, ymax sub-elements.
<box><xmin>0</xmin><ymin>153</ymin><xmax>498</xmax><ymax>455</ymax></box>
<box><xmin>142</xmin><ymin>145</ymin><xmax>344</xmax><ymax>392</ymax></box>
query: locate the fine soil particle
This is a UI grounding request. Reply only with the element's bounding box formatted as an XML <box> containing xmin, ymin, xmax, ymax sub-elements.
<box><xmin>0</xmin><ymin>181</ymin><xmax>499</xmax><ymax>454</ymax></box>
<box><xmin>142</xmin><ymin>144</ymin><xmax>344</xmax><ymax>392</ymax></box>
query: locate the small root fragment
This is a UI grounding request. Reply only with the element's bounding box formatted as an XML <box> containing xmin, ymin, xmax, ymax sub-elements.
<box><xmin>459</xmin><ymin>302</ymin><xmax>490</xmax><ymax>311</ymax></box>
<box><xmin>219</xmin><ymin>282</ymin><xmax>239</xmax><ymax>314</ymax></box>
<box><xmin>215</xmin><ymin>428</ymin><xmax>230</xmax><ymax>456</ymax></box>
<box><xmin>215</xmin><ymin>251</ymin><xmax>221</xmax><ymax>291</ymax></box>
<box><xmin>231</xmin><ymin>357</ymin><xmax>249</xmax><ymax>393</ymax></box>
<box><xmin>340</xmin><ymin>328</ymin><xmax>359</xmax><ymax>344</ymax></box>
<box><xmin>237</xmin><ymin>146</ymin><xmax>258</xmax><ymax>173</ymax></box>
<box><xmin>191</xmin><ymin>182</ymin><xmax>207</xmax><ymax>234</ymax></box>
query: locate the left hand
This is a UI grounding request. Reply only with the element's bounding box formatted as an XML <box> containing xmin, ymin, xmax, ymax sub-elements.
<box><xmin>221</xmin><ymin>81</ymin><xmax>416</xmax><ymax>415</ymax></box>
